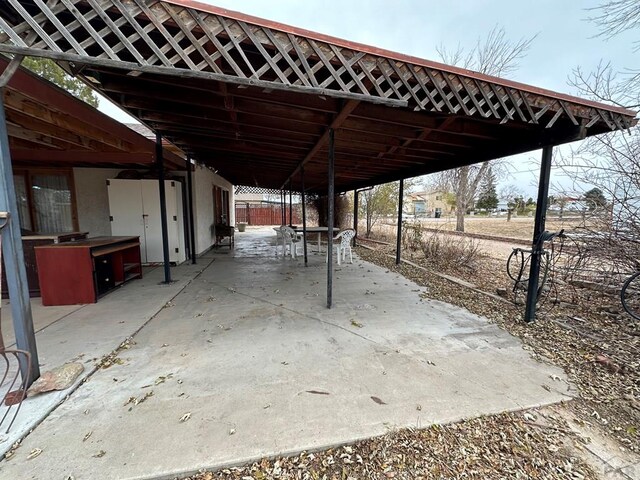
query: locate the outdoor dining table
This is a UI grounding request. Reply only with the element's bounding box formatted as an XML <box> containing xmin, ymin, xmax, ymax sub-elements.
<box><xmin>294</xmin><ymin>226</ymin><xmax>340</xmax><ymax>253</ymax></box>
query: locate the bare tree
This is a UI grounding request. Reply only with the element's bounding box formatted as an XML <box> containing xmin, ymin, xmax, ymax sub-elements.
<box><xmin>587</xmin><ymin>0</ymin><xmax>640</xmax><ymax>50</ymax></box>
<box><xmin>554</xmin><ymin>1</ymin><xmax>640</xmax><ymax>281</ymax></box>
<box><xmin>436</xmin><ymin>26</ymin><xmax>536</xmax><ymax>232</ymax></box>
<box><xmin>499</xmin><ymin>184</ymin><xmax>524</xmax><ymax>222</ymax></box>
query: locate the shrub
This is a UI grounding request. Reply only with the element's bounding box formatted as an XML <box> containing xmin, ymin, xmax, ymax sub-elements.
<box><xmin>419</xmin><ymin>231</ymin><xmax>481</xmax><ymax>270</ymax></box>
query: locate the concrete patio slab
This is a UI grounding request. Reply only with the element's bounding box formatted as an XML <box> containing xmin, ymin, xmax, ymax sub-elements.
<box><xmin>0</xmin><ymin>259</ymin><xmax>214</xmax><ymax>457</ymax></box>
<box><xmin>0</xmin><ymin>228</ymin><xmax>572</xmax><ymax>480</ymax></box>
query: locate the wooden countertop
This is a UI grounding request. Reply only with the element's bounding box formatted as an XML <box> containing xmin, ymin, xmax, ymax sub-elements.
<box><xmin>34</xmin><ymin>236</ymin><xmax>140</xmax><ymax>249</ymax></box>
<box><xmin>22</xmin><ymin>232</ymin><xmax>88</xmax><ymax>241</ymax></box>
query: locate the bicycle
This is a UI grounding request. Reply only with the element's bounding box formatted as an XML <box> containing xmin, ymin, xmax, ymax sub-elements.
<box><xmin>506</xmin><ymin>230</ymin><xmax>565</xmax><ymax>304</ymax></box>
<box><xmin>621</xmin><ymin>270</ymin><xmax>640</xmax><ymax>321</ymax></box>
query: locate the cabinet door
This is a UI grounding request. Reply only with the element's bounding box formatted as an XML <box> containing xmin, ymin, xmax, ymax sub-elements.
<box><xmin>140</xmin><ymin>180</ymin><xmax>180</xmax><ymax>263</ymax></box>
<box><xmin>174</xmin><ymin>181</ymin><xmax>186</xmax><ymax>263</ymax></box>
<box><xmin>107</xmin><ymin>179</ymin><xmax>147</xmax><ymax>262</ymax></box>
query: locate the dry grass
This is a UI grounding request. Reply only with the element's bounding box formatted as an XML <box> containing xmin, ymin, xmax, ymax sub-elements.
<box><xmin>413</xmin><ymin>216</ymin><xmax>594</xmax><ymax>240</ymax></box>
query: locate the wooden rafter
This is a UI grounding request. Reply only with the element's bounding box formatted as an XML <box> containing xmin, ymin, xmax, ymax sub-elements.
<box><xmin>280</xmin><ymin>100</ymin><xmax>359</xmax><ymax>188</ymax></box>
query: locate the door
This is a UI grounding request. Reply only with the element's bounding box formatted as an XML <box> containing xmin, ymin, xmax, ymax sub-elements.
<box><xmin>140</xmin><ymin>180</ymin><xmax>180</xmax><ymax>263</ymax></box>
<box><xmin>107</xmin><ymin>179</ymin><xmax>147</xmax><ymax>261</ymax></box>
<box><xmin>212</xmin><ymin>186</ymin><xmax>230</xmax><ymax>225</ymax></box>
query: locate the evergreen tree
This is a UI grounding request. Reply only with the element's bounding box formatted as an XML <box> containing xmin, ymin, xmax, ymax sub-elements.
<box><xmin>583</xmin><ymin>187</ymin><xmax>607</xmax><ymax>210</ymax></box>
<box><xmin>22</xmin><ymin>57</ymin><xmax>99</xmax><ymax>108</ymax></box>
<box><xmin>475</xmin><ymin>166</ymin><xmax>499</xmax><ymax>210</ymax></box>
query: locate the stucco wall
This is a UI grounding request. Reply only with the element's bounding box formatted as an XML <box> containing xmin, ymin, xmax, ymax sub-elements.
<box><xmin>73</xmin><ymin>168</ymin><xmax>122</xmax><ymax>237</ymax></box>
<box><xmin>192</xmin><ymin>165</ymin><xmax>234</xmax><ymax>255</ymax></box>
<box><xmin>73</xmin><ymin>166</ymin><xmax>233</xmax><ymax>255</ymax></box>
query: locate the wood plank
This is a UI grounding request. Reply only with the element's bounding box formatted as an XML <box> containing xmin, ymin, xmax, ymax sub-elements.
<box><xmin>218</xmin><ymin>16</ymin><xmax>257</xmax><ymax>77</ymax></box>
<box><xmin>263</xmin><ymin>29</ymin><xmax>311</xmax><ymax>87</ymax></box>
<box><xmin>132</xmin><ymin>0</ymin><xmax>199</xmax><ymax>70</ymax></box>
<box><xmin>84</xmin><ymin>0</ymin><xmax>147</xmax><ymax>64</ymax></box>
<box><xmin>59</xmin><ymin>0</ymin><xmax>120</xmax><ymax>60</ymax></box>
<box><xmin>32</xmin><ymin>0</ymin><xmax>87</xmax><ymax>55</ymax></box>
<box><xmin>288</xmin><ymin>33</ymin><xmax>319</xmax><ymax>87</ymax></box>
<box><xmin>7</xmin><ymin>0</ymin><xmax>60</xmax><ymax>52</ymax></box>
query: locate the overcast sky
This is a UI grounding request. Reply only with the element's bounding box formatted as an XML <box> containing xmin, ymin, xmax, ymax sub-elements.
<box><xmin>98</xmin><ymin>0</ymin><xmax>637</xmax><ymax>196</ymax></box>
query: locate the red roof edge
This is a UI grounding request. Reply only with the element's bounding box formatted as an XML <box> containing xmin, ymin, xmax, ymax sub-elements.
<box><xmin>164</xmin><ymin>0</ymin><xmax>636</xmax><ymax>118</ymax></box>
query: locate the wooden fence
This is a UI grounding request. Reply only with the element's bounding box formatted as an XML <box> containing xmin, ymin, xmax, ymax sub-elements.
<box><xmin>235</xmin><ymin>203</ymin><xmax>301</xmax><ymax>226</ymax></box>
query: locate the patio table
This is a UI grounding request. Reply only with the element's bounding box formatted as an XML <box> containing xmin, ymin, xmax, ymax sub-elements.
<box><xmin>294</xmin><ymin>226</ymin><xmax>340</xmax><ymax>253</ymax></box>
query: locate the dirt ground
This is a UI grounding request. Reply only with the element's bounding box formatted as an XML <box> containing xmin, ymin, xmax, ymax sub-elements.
<box><xmin>404</xmin><ymin>215</ymin><xmax>593</xmax><ymax>240</ymax></box>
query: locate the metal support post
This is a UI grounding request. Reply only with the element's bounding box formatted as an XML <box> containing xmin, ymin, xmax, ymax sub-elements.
<box><xmin>0</xmin><ymin>89</ymin><xmax>39</xmax><ymax>384</ymax></box>
<box><xmin>186</xmin><ymin>155</ymin><xmax>196</xmax><ymax>264</ymax></box>
<box><xmin>327</xmin><ymin>129</ymin><xmax>335</xmax><ymax>308</ymax></box>
<box><xmin>301</xmin><ymin>166</ymin><xmax>308</xmax><ymax>266</ymax></box>
<box><xmin>353</xmin><ymin>190</ymin><xmax>359</xmax><ymax>247</ymax></box>
<box><xmin>156</xmin><ymin>132</ymin><xmax>172</xmax><ymax>283</ymax></box>
<box><xmin>289</xmin><ymin>182</ymin><xmax>293</xmax><ymax>226</ymax></box>
<box><xmin>396</xmin><ymin>179</ymin><xmax>404</xmax><ymax>265</ymax></box>
<box><xmin>524</xmin><ymin>145</ymin><xmax>554</xmax><ymax>322</ymax></box>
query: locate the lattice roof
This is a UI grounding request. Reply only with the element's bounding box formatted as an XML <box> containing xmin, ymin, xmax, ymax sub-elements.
<box><xmin>0</xmin><ymin>0</ymin><xmax>636</xmax><ymax>192</ymax></box>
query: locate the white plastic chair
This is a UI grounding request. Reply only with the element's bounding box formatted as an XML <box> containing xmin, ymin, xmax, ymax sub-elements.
<box><xmin>280</xmin><ymin>226</ymin><xmax>302</xmax><ymax>259</ymax></box>
<box><xmin>273</xmin><ymin>227</ymin><xmax>284</xmax><ymax>254</ymax></box>
<box><xmin>325</xmin><ymin>229</ymin><xmax>355</xmax><ymax>265</ymax></box>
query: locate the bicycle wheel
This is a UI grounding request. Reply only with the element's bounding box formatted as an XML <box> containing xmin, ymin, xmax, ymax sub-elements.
<box><xmin>507</xmin><ymin>249</ymin><xmax>530</xmax><ymax>283</ymax></box>
<box><xmin>621</xmin><ymin>271</ymin><xmax>640</xmax><ymax>321</ymax></box>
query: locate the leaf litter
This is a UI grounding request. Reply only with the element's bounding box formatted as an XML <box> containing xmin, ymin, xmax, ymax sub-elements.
<box><xmin>180</xmin><ymin>410</ymin><xmax>597</xmax><ymax>480</ymax></box>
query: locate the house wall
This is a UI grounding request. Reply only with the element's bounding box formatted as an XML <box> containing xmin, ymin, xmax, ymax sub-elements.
<box><xmin>73</xmin><ymin>165</ymin><xmax>234</xmax><ymax>256</ymax></box>
<box><xmin>73</xmin><ymin>167</ymin><xmax>122</xmax><ymax>236</ymax></box>
<box><xmin>192</xmin><ymin>164</ymin><xmax>235</xmax><ymax>255</ymax></box>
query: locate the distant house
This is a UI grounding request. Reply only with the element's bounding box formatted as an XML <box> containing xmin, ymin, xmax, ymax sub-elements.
<box><xmin>407</xmin><ymin>190</ymin><xmax>453</xmax><ymax>218</ymax></box>
<box><xmin>497</xmin><ymin>200</ymin><xmax>509</xmax><ymax>212</ymax></box>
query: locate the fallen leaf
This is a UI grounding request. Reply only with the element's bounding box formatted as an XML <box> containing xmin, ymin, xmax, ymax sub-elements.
<box><xmin>371</xmin><ymin>396</ymin><xmax>387</xmax><ymax>405</ymax></box>
<box><xmin>92</xmin><ymin>450</ymin><xmax>106</xmax><ymax>458</ymax></box>
<box><xmin>83</xmin><ymin>431</ymin><xmax>93</xmax><ymax>442</ymax></box>
<box><xmin>180</xmin><ymin>412</ymin><xmax>191</xmax><ymax>423</ymax></box>
<box><xmin>27</xmin><ymin>448</ymin><xmax>42</xmax><ymax>460</ymax></box>
<box><xmin>306</xmin><ymin>390</ymin><xmax>330</xmax><ymax>395</ymax></box>
<box><xmin>350</xmin><ymin>320</ymin><xmax>364</xmax><ymax>328</ymax></box>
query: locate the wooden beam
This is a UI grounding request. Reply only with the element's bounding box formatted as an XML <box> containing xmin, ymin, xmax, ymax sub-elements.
<box><xmin>280</xmin><ymin>100</ymin><xmax>359</xmax><ymax>188</ymax></box>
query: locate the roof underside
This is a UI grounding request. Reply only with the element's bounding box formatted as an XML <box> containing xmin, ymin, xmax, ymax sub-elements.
<box><xmin>0</xmin><ymin>0</ymin><xmax>635</xmax><ymax>192</ymax></box>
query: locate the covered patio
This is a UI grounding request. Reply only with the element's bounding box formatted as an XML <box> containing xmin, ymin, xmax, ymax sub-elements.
<box><xmin>0</xmin><ymin>228</ymin><xmax>569</xmax><ymax>479</ymax></box>
<box><xmin>0</xmin><ymin>1</ymin><xmax>635</xmax><ymax>475</ymax></box>
<box><xmin>0</xmin><ymin>1</ymin><xmax>635</xmax><ymax>378</ymax></box>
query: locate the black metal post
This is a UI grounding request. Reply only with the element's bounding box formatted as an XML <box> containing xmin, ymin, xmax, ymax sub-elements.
<box><xmin>396</xmin><ymin>179</ymin><xmax>404</xmax><ymax>265</ymax></box>
<box><xmin>186</xmin><ymin>155</ymin><xmax>196</xmax><ymax>264</ymax></box>
<box><xmin>289</xmin><ymin>182</ymin><xmax>293</xmax><ymax>226</ymax></box>
<box><xmin>280</xmin><ymin>190</ymin><xmax>285</xmax><ymax>225</ymax></box>
<box><xmin>156</xmin><ymin>132</ymin><xmax>172</xmax><ymax>283</ymax></box>
<box><xmin>301</xmin><ymin>166</ymin><xmax>308</xmax><ymax>266</ymax></box>
<box><xmin>353</xmin><ymin>190</ymin><xmax>359</xmax><ymax>248</ymax></box>
<box><xmin>524</xmin><ymin>145</ymin><xmax>554</xmax><ymax>322</ymax></box>
<box><xmin>327</xmin><ymin>129</ymin><xmax>335</xmax><ymax>308</ymax></box>
<box><xmin>0</xmin><ymin>91</ymin><xmax>39</xmax><ymax>384</ymax></box>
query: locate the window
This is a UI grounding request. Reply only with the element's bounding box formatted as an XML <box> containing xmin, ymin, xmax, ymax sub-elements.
<box><xmin>436</xmin><ymin>195</ymin><xmax>442</xmax><ymax>201</ymax></box>
<box><xmin>13</xmin><ymin>169</ymin><xmax>78</xmax><ymax>234</ymax></box>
